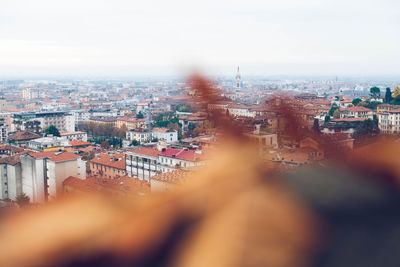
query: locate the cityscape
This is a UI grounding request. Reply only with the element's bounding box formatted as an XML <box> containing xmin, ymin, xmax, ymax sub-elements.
<box><xmin>1</xmin><ymin>0</ymin><xmax>400</xmax><ymax>266</ymax></box>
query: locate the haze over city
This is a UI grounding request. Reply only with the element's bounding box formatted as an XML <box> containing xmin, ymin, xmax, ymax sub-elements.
<box><xmin>1</xmin><ymin>0</ymin><xmax>399</xmax><ymax>78</ymax></box>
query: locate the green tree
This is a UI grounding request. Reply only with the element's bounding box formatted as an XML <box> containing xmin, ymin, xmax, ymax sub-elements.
<box><xmin>329</xmin><ymin>104</ymin><xmax>339</xmax><ymax>116</ymax></box>
<box><xmin>352</xmin><ymin>98</ymin><xmax>362</xmax><ymax>106</ymax></box>
<box><xmin>16</xmin><ymin>193</ymin><xmax>30</xmax><ymax>206</ymax></box>
<box><xmin>333</xmin><ymin>109</ymin><xmax>340</xmax><ymax>119</ymax></box>
<box><xmin>385</xmin><ymin>87</ymin><xmax>393</xmax><ymax>103</ymax></box>
<box><xmin>44</xmin><ymin>125</ymin><xmax>60</xmax><ymax>137</ymax></box>
<box><xmin>324</xmin><ymin>115</ymin><xmax>331</xmax><ymax>123</ymax></box>
<box><xmin>130</xmin><ymin>140</ymin><xmax>140</xmax><ymax>146</ymax></box>
<box><xmin>392</xmin><ymin>95</ymin><xmax>400</xmax><ymax>105</ymax></box>
<box><xmin>188</xmin><ymin>122</ymin><xmax>196</xmax><ymax>131</ymax></box>
<box><xmin>136</xmin><ymin>111</ymin><xmax>145</xmax><ymax>119</ymax></box>
<box><xmin>370</xmin><ymin>86</ymin><xmax>381</xmax><ymax>99</ymax></box>
<box><xmin>353</xmin><ymin>119</ymin><xmax>380</xmax><ymax>140</ymax></box>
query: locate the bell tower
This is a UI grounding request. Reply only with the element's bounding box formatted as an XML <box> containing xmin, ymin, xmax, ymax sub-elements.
<box><xmin>235</xmin><ymin>66</ymin><xmax>241</xmax><ymax>90</ymax></box>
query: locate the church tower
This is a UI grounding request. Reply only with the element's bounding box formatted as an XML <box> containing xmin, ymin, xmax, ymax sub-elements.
<box><xmin>235</xmin><ymin>66</ymin><xmax>241</xmax><ymax>90</ymax></box>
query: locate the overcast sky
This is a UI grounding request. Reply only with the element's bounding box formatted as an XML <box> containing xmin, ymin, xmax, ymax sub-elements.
<box><xmin>0</xmin><ymin>0</ymin><xmax>399</xmax><ymax>78</ymax></box>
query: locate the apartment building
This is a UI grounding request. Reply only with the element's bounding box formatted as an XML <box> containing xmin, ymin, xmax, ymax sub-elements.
<box><xmin>12</xmin><ymin>111</ymin><xmax>75</xmax><ymax>133</ymax></box>
<box><xmin>340</xmin><ymin>106</ymin><xmax>373</xmax><ymax>119</ymax></box>
<box><xmin>20</xmin><ymin>151</ymin><xmax>79</xmax><ymax>203</ymax></box>
<box><xmin>89</xmin><ymin>153</ymin><xmax>126</xmax><ymax>179</ymax></box>
<box><xmin>378</xmin><ymin>109</ymin><xmax>400</xmax><ymax>134</ymax></box>
<box><xmin>125</xmin><ymin>147</ymin><xmax>160</xmax><ymax>181</ymax></box>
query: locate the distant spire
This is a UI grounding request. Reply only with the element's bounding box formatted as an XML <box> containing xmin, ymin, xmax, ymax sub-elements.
<box><xmin>235</xmin><ymin>66</ymin><xmax>241</xmax><ymax>89</ymax></box>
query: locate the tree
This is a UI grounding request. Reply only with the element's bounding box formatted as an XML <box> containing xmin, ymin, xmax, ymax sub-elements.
<box><xmin>392</xmin><ymin>95</ymin><xmax>400</xmax><ymax>105</ymax></box>
<box><xmin>353</xmin><ymin>119</ymin><xmax>380</xmax><ymax>140</ymax></box>
<box><xmin>44</xmin><ymin>125</ymin><xmax>60</xmax><ymax>137</ymax></box>
<box><xmin>369</xmin><ymin>86</ymin><xmax>381</xmax><ymax>99</ymax></box>
<box><xmin>393</xmin><ymin>86</ymin><xmax>400</xmax><ymax>99</ymax></box>
<box><xmin>385</xmin><ymin>87</ymin><xmax>393</xmax><ymax>103</ymax></box>
<box><xmin>324</xmin><ymin>115</ymin><xmax>331</xmax><ymax>123</ymax></box>
<box><xmin>352</xmin><ymin>98</ymin><xmax>362</xmax><ymax>106</ymax></box>
<box><xmin>312</xmin><ymin>119</ymin><xmax>320</xmax><ymax>133</ymax></box>
<box><xmin>130</xmin><ymin>140</ymin><xmax>140</xmax><ymax>146</ymax></box>
<box><xmin>188</xmin><ymin>122</ymin><xmax>196</xmax><ymax>131</ymax></box>
<box><xmin>329</xmin><ymin>104</ymin><xmax>339</xmax><ymax>116</ymax></box>
<box><xmin>136</xmin><ymin>111</ymin><xmax>145</xmax><ymax>119</ymax></box>
<box><xmin>333</xmin><ymin>109</ymin><xmax>340</xmax><ymax>119</ymax></box>
<box><xmin>16</xmin><ymin>193</ymin><xmax>30</xmax><ymax>206</ymax></box>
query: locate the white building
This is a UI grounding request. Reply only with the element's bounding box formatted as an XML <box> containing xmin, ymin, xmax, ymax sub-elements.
<box><xmin>340</xmin><ymin>106</ymin><xmax>373</xmax><ymax>119</ymax></box>
<box><xmin>125</xmin><ymin>147</ymin><xmax>206</xmax><ymax>180</ymax></box>
<box><xmin>126</xmin><ymin>130</ymin><xmax>152</xmax><ymax>143</ymax></box>
<box><xmin>125</xmin><ymin>147</ymin><xmax>159</xmax><ymax>181</ymax></box>
<box><xmin>0</xmin><ymin>155</ymin><xmax>23</xmax><ymax>201</ymax></box>
<box><xmin>60</xmin><ymin>131</ymin><xmax>88</xmax><ymax>141</ymax></box>
<box><xmin>378</xmin><ymin>109</ymin><xmax>400</xmax><ymax>134</ymax></box>
<box><xmin>27</xmin><ymin>136</ymin><xmax>70</xmax><ymax>151</ymax></box>
<box><xmin>227</xmin><ymin>104</ymin><xmax>255</xmax><ymax>118</ymax></box>
<box><xmin>20</xmin><ymin>151</ymin><xmax>79</xmax><ymax>203</ymax></box>
<box><xmin>12</xmin><ymin>111</ymin><xmax>75</xmax><ymax>133</ymax></box>
<box><xmin>152</xmin><ymin>128</ymin><xmax>178</xmax><ymax>143</ymax></box>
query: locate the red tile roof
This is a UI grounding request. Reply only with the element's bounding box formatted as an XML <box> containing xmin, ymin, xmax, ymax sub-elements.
<box><xmin>48</xmin><ymin>152</ymin><xmax>79</xmax><ymax>162</ymax></box>
<box><xmin>69</xmin><ymin>140</ymin><xmax>92</xmax><ymax>147</ymax></box>
<box><xmin>8</xmin><ymin>131</ymin><xmax>41</xmax><ymax>141</ymax></box>
<box><xmin>29</xmin><ymin>151</ymin><xmax>57</xmax><ymax>159</ymax></box>
<box><xmin>90</xmin><ymin>153</ymin><xmax>126</xmax><ymax>170</ymax></box>
<box><xmin>129</xmin><ymin>147</ymin><xmax>159</xmax><ymax>157</ymax></box>
<box><xmin>159</xmin><ymin>148</ymin><xmax>203</xmax><ymax>162</ymax></box>
<box><xmin>344</xmin><ymin>106</ymin><xmax>371</xmax><ymax>112</ymax></box>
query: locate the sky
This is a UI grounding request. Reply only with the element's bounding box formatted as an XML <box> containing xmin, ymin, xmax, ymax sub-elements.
<box><xmin>0</xmin><ymin>0</ymin><xmax>399</xmax><ymax>78</ymax></box>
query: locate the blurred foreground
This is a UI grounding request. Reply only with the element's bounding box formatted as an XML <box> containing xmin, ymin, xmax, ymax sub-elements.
<box><xmin>0</xmin><ymin>76</ymin><xmax>400</xmax><ymax>267</ymax></box>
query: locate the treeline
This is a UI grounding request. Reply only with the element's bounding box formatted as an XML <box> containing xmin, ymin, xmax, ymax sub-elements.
<box><xmin>77</xmin><ymin>121</ymin><xmax>127</xmax><ymax>138</ymax></box>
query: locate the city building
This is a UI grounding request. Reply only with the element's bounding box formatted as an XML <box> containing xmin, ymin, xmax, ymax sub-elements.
<box><xmin>89</xmin><ymin>153</ymin><xmax>126</xmax><ymax>179</ymax></box>
<box><xmin>378</xmin><ymin>109</ymin><xmax>400</xmax><ymax>134</ymax></box>
<box><xmin>152</xmin><ymin>127</ymin><xmax>178</xmax><ymax>143</ymax></box>
<box><xmin>125</xmin><ymin>147</ymin><xmax>160</xmax><ymax>181</ymax></box>
<box><xmin>60</xmin><ymin>131</ymin><xmax>88</xmax><ymax>141</ymax></box>
<box><xmin>20</xmin><ymin>151</ymin><xmax>79</xmax><ymax>203</ymax></box>
<box><xmin>12</xmin><ymin>111</ymin><xmax>75</xmax><ymax>133</ymax></box>
<box><xmin>340</xmin><ymin>106</ymin><xmax>373</xmax><ymax>119</ymax></box>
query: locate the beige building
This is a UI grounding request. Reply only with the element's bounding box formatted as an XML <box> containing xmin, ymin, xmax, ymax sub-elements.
<box><xmin>378</xmin><ymin>109</ymin><xmax>400</xmax><ymax>134</ymax></box>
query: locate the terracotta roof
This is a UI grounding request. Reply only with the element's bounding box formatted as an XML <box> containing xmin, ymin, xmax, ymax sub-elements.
<box><xmin>343</xmin><ymin>106</ymin><xmax>371</xmax><ymax>112</ymax></box>
<box><xmin>69</xmin><ymin>140</ymin><xmax>92</xmax><ymax>147</ymax></box>
<box><xmin>8</xmin><ymin>131</ymin><xmax>41</xmax><ymax>141</ymax></box>
<box><xmin>0</xmin><ymin>151</ymin><xmax>29</xmax><ymax>165</ymax></box>
<box><xmin>159</xmin><ymin>148</ymin><xmax>203</xmax><ymax>162</ymax></box>
<box><xmin>29</xmin><ymin>151</ymin><xmax>57</xmax><ymax>159</ymax></box>
<box><xmin>151</xmin><ymin>170</ymin><xmax>191</xmax><ymax>184</ymax></box>
<box><xmin>90</xmin><ymin>153</ymin><xmax>126</xmax><ymax>170</ymax></box>
<box><xmin>63</xmin><ymin>176</ymin><xmax>150</xmax><ymax>195</ymax></box>
<box><xmin>129</xmin><ymin>147</ymin><xmax>159</xmax><ymax>157</ymax></box>
<box><xmin>0</xmin><ymin>145</ymin><xmax>25</xmax><ymax>153</ymax></box>
<box><xmin>48</xmin><ymin>152</ymin><xmax>79</xmax><ymax>162</ymax></box>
